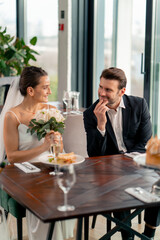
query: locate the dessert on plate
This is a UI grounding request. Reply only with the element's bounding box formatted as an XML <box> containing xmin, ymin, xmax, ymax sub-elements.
<box><xmin>146</xmin><ymin>136</ymin><xmax>160</xmax><ymax>166</ymax></box>
<box><xmin>49</xmin><ymin>152</ymin><xmax>76</xmax><ymax>165</ymax></box>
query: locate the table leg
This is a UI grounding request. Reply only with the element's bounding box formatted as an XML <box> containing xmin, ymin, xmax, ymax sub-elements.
<box><xmin>84</xmin><ymin>216</ymin><xmax>89</xmax><ymax>240</ymax></box>
<box><xmin>99</xmin><ymin>209</ymin><xmax>150</xmax><ymax>240</ymax></box>
<box><xmin>46</xmin><ymin>222</ymin><xmax>55</xmax><ymax>240</ymax></box>
<box><xmin>76</xmin><ymin>217</ymin><xmax>83</xmax><ymax>240</ymax></box>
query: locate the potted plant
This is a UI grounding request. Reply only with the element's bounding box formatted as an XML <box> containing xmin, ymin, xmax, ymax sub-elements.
<box><xmin>0</xmin><ymin>26</ymin><xmax>40</xmax><ymax>107</ymax></box>
<box><xmin>0</xmin><ymin>26</ymin><xmax>39</xmax><ymax>77</ymax></box>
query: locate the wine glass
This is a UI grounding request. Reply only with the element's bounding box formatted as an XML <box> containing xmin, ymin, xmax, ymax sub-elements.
<box><xmin>50</xmin><ymin>135</ymin><xmax>61</xmax><ymax>175</ymax></box>
<box><xmin>62</xmin><ymin>91</ymin><xmax>71</xmax><ymax>115</ymax></box>
<box><xmin>57</xmin><ymin>164</ymin><xmax>76</xmax><ymax>211</ymax></box>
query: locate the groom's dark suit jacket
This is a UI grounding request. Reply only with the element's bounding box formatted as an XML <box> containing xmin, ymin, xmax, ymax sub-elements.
<box><xmin>83</xmin><ymin>95</ymin><xmax>152</xmax><ymax>157</ymax></box>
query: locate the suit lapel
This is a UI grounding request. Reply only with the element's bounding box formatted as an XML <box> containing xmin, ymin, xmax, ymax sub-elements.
<box><xmin>106</xmin><ymin>113</ymin><xmax>119</xmax><ymax>149</ymax></box>
<box><xmin>122</xmin><ymin>96</ymin><xmax>131</xmax><ymax>138</ymax></box>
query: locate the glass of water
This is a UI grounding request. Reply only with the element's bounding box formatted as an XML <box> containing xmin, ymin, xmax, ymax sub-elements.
<box><xmin>63</xmin><ymin>91</ymin><xmax>71</xmax><ymax>115</ymax></box>
<box><xmin>57</xmin><ymin>164</ymin><xmax>76</xmax><ymax>211</ymax></box>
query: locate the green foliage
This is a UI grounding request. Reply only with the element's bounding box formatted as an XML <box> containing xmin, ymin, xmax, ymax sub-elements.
<box><xmin>0</xmin><ymin>26</ymin><xmax>39</xmax><ymax>77</ymax></box>
<box><xmin>27</xmin><ymin>117</ymin><xmax>65</xmax><ymax>141</ymax></box>
<box><xmin>48</xmin><ymin>75</ymin><xmax>58</xmax><ymax>101</ymax></box>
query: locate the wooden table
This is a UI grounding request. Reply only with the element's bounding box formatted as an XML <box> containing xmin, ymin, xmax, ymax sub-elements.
<box><xmin>0</xmin><ymin>154</ymin><xmax>160</xmax><ymax>239</ymax></box>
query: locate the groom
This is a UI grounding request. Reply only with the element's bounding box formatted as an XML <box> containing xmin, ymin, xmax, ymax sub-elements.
<box><xmin>83</xmin><ymin>67</ymin><xmax>160</xmax><ymax>239</ymax></box>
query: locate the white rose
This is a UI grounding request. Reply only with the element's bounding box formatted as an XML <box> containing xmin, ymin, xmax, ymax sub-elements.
<box><xmin>35</xmin><ymin>108</ymin><xmax>64</xmax><ymax>123</ymax></box>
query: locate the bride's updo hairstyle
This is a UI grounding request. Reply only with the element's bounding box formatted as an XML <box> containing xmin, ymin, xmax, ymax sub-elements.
<box><xmin>19</xmin><ymin>66</ymin><xmax>48</xmax><ymax>96</ymax></box>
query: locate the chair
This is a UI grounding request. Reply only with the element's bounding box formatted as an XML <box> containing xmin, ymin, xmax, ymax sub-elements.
<box><xmin>0</xmin><ymin>77</ymin><xmax>26</xmax><ymax>240</ymax></box>
<box><xmin>63</xmin><ymin>114</ymin><xmax>88</xmax><ymax>157</ymax></box>
<box><xmin>62</xmin><ymin>114</ymin><xmax>91</xmax><ymax>239</ymax></box>
<box><xmin>0</xmin><ymin>76</ymin><xmax>18</xmax><ymax>112</ymax></box>
<box><xmin>0</xmin><ymin>188</ymin><xmax>26</xmax><ymax>240</ymax></box>
<box><xmin>0</xmin><ymin>84</ymin><xmax>10</xmax><ymax>104</ymax></box>
<box><xmin>0</xmin><ymin>84</ymin><xmax>10</xmax><ymax>113</ymax></box>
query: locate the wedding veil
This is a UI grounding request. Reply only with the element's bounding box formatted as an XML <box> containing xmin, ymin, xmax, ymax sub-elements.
<box><xmin>0</xmin><ymin>77</ymin><xmax>24</xmax><ymax>163</ymax></box>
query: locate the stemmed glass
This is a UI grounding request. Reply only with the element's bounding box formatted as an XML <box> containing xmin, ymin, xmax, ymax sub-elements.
<box><xmin>50</xmin><ymin>135</ymin><xmax>62</xmax><ymax>175</ymax></box>
<box><xmin>63</xmin><ymin>91</ymin><xmax>71</xmax><ymax>115</ymax></box>
<box><xmin>57</xmin><ymin>164</ymin><xmax>76</xmax><ymax>211</ymax></box>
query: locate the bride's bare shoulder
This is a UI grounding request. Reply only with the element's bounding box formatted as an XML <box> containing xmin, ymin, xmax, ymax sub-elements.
<box><xmin>5</xmin><ymin>105</ymin><xmax>22</xmax><ymax>121</ymax></box>
<box><xmin>7</xmin><ymin>105</ymin><xmax>22</xmax><ymax>114</ymax></box>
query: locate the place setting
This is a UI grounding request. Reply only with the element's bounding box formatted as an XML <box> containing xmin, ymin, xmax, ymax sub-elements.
<box><xmin>37</xmin><ymin>133</ymin><xmax>85</xmax><ymax>175</ymax></box>
<box><xmin>14</xmin><ymin>162</ymin><xmax>41</xmax><ymax>173</ymax></box>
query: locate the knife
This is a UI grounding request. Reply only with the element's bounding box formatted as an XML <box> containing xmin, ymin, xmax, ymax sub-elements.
<box><xmin>21</xmin><ymin>163</ymin><xmax>36</xmax><ymax>170</ymax></box>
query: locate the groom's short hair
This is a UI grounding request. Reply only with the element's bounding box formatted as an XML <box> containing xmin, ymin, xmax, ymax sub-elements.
<box><xmin>100</xmin><ymin>67</ymin><xmax>127</xmax><ymax>90</ymax></box>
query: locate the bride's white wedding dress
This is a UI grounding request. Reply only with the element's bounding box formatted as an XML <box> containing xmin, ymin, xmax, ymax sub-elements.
<box><xmin>10</xmin><ymin>111</ymin><xmax>75</xmax><ymax>240</ymax></box>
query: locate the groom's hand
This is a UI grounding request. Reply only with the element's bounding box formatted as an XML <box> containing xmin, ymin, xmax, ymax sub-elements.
<box><xmin>94</xmin><ymin>100</ymin><xmax>109</xmax><ymax>131</ymax></box>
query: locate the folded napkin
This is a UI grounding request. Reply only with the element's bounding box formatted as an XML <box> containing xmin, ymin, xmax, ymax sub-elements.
<box><xmin>14</xmin><ymin>162</ymin><xmax>41</xmax><ymax>173</ymax></box>
<box><xmin>125</xmin><ymin>187</ymin><xmax>160</xmax><ymax>203</ymax></box>
<box><xmin>124</xmin><ymin>152</ymin><xmax>145</xmax><ymax>159</ymax></box>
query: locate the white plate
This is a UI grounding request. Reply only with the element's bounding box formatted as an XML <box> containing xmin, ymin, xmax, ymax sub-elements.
<box><xmin>133</xmin><ymin>154</ymin><xmax>160</xmax><ymax>170</ymax></box>
<box><xmin>39</xmin><ymin>153</ymin><xmax>85</xmax><ymax>166</ymax></box>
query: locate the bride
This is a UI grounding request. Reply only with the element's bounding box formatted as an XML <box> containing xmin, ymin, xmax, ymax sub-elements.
<box><xmin>0</xmin><ymin>66</ymin><xmax>75</xmax><ymax>240</ymax></box>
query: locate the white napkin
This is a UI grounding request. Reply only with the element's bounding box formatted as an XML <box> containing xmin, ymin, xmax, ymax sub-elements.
<box><xmin>14</xmin><ymin>162</ymin><xmax>41</xmax><ymax>173</ymax></box>
<box><xmin>125</xmin><ymin>187</ymin><xmax>160</xmax><ymax>203</ymax></box>
<box><xmin>124</xmin><ymin>152</ymin><xmax>145</xmax><ymax>159</ymax></box>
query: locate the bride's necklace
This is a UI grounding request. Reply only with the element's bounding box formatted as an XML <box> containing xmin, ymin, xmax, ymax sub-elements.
<box><xmin>23</xmin><ymin>109</ymin><xmax>36</xmax><ymax>114</ymax></box>
<box><xmin>21</xmin><ymin>103</ymin><xmax>37</xmax><ymax>114</ymax></box>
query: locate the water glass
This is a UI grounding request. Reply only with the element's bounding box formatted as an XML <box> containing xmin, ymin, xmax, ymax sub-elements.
<box><xmin>71</xmin><ymin>91</ymin><xmax>80</xmax><ymax>112</ymax></box>
<box><xmin>57</xmin><ymin>164</ymin><xmax>76</xmax><ymax>211</ymax></box>
<box><xmin>63</xmin><ymin>91</ymin><xmax>71</xmax><ymax>115</ymax></box>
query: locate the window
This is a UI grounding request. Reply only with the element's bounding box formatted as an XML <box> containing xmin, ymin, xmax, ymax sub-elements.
<box><xmin>26</xmin><ymin>0</ymin><xmax>58</xmax><ymax>101</ymax></box>
<box><xmin>94</xmin><ymin>0</ymin><xmax>146</xmax><ymax>101</ymax></box>
<box><xmin>150</xmin><ymin>0</ymin><xmax>160</xmax><ymax>137</ymax></box>
<box><xmin>0</xmin><ymin>0</ymin><xmax>16</xmax><ymax>36</ymax></box>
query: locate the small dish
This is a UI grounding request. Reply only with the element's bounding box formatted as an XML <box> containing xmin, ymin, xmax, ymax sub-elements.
<box><xmin>39</xmin><ymin>153</ymin><xmax>85</xmax><ymax>166</ymax></box>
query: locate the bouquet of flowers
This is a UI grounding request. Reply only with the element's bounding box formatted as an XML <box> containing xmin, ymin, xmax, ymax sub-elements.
<box><xmin>27</xmin><ymin>108</ymin><xmax>65</xmax><ymax>140</ymax></box>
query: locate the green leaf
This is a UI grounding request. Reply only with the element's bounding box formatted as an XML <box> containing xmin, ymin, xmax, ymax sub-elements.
<box><xmin>45</xmin><ymin>129</ymin><xmax>50</xmax><ymax>133</ymax></box>
<box><xmin>0</xmin><ymin>60</ymin><xmax>6</xmax><ymax>69</ymax></box>
<box><xmin>0</xmin><ymin>26</ymin><xmax>39</xmax><ymax>76</ymax></box>
<box><xmin>28</xmin><ymin>122</ymin><xmax>34</xmax><ymax>127</ymax></box>
<box><xmin>40</xmin><ymin>123</ymin><xmax>50</xmax><ymax>132</ymax></box>
<box><xmin>4</xmin><ymin>49</ymin><xmax>16</xmax><ymax>60</ymax></box>
<box><xmin>37</xmin><ymin>119</ymin><xmax>45</xmax><ymax>124</ymax></box>
<box><xmin>37</xmin><ymin>132</ymin><xmax>43</xmax><ymax>141</ymax></box>
<box><xmin>58</xmin><ymin>127</ymin><xmax>64</xmax><ymax>134</ymax></box>
<box><xmin>27</xmin><ymin>128</ymin><xmax>30</xmax><ymax>133</ymax></box>
<box><xmin>29</xmin><ymin>49</ymin><xmax>39</xmax><ymax>55</ymax></box>
<box><xmin>28</xmin><ymin>53</ymin><xmax>37</xmax><ymax>61</ymax></box>
<box><xmin>30</xmin><ymin>36</ymin><xmax>37</xmax><ymax>45</ymax></box>
<box><xmin>31</xmin><ymin>128</ymin><xmax>36</xmax><ymax>135</ymax></box>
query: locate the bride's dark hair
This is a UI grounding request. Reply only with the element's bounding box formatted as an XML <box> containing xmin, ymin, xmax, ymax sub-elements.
<box><xmin>19</xmin><ymin>66</ymin><xmax>48</xmax><ymax>96</ymax></box>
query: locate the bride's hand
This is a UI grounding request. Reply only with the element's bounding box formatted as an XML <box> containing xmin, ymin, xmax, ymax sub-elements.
<box><xmin>44</xmin><ymin>131</ymin><xmax>63</xmax><ymax>151</ymax></box>
<box><xmin>47</xmin><ymin>130</ymin><xmax>63</xmax><ymax>142</ymax></box>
